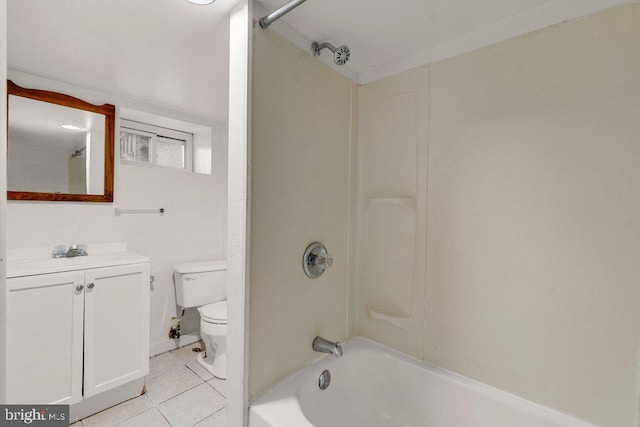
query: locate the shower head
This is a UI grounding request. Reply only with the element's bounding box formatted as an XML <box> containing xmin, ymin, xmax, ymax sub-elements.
<box><xmin>333</xmin><ymin>45</ymin><xmax>351</xmax><ymax>66</ymax></box>
<box><xmin>312</xmin><ymin>41</ymin><xmax>351</xmax><ymax>66</ymax></box>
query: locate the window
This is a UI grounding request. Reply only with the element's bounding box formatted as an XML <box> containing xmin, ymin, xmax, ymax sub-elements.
<box><xmin>120</xmin><ymin>119</ymin><xmax>193</xmax><ymax>171</ymax></box>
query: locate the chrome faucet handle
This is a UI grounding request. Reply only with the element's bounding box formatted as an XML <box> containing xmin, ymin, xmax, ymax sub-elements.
<box><xmin>65</xmin><ymin>244</ymin><xmax>88</xmax><ymax>257</ymax></box>
<box><xmin>52</xmin><ymin>245</ymin><xmax>67</xmax><ymax>259</ymax></box>
<box><xmin>312</xmin><ymin>253</ymin><xmax>333</xmax><ymax>268</ymax></box>
<box><xmin>303</xmin><ymin>242</ymin><xmax>333</xmax><ymax>278</ymax></box>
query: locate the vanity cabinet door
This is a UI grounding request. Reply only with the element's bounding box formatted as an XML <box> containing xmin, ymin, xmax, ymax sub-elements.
<box><xmin>6</xmin><ymin>272</ymin><xmax>85</xmax><ymax>405</ymax></box>
<box><xmin>83</xmin><ymin>263</ymin><xmax>150</xmax><ymax>397</ymax></box>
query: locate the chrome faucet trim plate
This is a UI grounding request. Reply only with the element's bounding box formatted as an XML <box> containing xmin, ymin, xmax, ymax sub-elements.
<box><xmin>303</xmin><ymin>242</ymin><xmax>334</xmax><ymax>278</ymax></box>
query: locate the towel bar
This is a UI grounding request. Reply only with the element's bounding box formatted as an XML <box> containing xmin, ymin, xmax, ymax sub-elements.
<box><xmin>114</xmin><ymin>208</ymin><xmax>165</xmax><ymax>215</ymax></box>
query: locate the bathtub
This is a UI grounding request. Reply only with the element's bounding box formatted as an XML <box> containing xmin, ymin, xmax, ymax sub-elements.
<box><xmin>249</xmin><ymin>337</ymin><xmax>593</xmax><ymax>427</ymax></box>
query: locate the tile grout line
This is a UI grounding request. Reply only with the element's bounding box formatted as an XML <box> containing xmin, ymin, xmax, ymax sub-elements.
<box><xmin>189</xmin><ymin>406</ymin><xmax>227</xmax><ymax>427</ymax></box>
<box><xmin>156</xmin><ymin>406</ymin><xmax>173</xmax><ymax>427</ymax></box>
<box><xmin>81</xmin><ymin>342</ymin><xmax>226</xmax><ymax>427</ymax></box>
<box><xmin>113</xmin><ymin>407</ymin><xmax>159</xmax><ymax>427</ymax></box>
<box><xmin>151</xmin><ymin>348</ymin><xmax>227</xmax><ymax>424</ymax></box>
<box><xmin>188</xmin><ymin>411</ymin><xmax>215</xmax><ymax>427</ymax></box>
<box><xmin>184</xmin><ymin>363</ymin><xmax>214</xmax><ymax>382</ymax></box>
<box><xmin>151</xmin><ymin>378</ymin><xmax>206</xmax><ymax>405</ymax></box>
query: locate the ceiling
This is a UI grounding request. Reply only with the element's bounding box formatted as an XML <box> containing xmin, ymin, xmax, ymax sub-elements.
<box><xmin>257</xmin><ymin>0</ymin><xmax>634</xmax><ymax>83</ymax></box>
<box><xmin>7</xmin><ymin>0</ymin><xmax>634</xmax><ymax>120</ymax></box>
<box><xmin>8</xmin><ymin>0</ymin><xmax>239</xmax><ymax>121</ymax></box>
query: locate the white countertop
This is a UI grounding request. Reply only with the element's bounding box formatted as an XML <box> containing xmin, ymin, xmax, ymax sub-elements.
<box><xmin>7</xmin><ymin>243</ymin><xmax>149</xmax><ymax>278</ymax></box>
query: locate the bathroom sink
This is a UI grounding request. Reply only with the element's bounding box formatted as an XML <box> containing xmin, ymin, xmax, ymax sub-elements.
<box><xmin>7</xmin><ymin>243</ymin><xmax>149</xmax><ymax>278</ymax></box>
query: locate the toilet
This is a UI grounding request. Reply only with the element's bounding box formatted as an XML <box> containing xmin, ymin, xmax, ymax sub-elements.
<box><xmin>174</xmin><ymin>260</ymin><xmax>228</xmax><ymax>379</ymax></box>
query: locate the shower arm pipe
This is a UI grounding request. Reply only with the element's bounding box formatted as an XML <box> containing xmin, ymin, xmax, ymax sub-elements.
<box><xmin>259</xmin><ymin>0</ymin><xmax>308</xmax><ymax>29</ymax></box>
<box><xmin>312</xmin><ymin>42</ymin><xmax>336</xmax><ymax>54</ymax></box>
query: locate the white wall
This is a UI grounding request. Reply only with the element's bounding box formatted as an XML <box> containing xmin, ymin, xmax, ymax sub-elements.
<box><xmin>355</xmin><ymin>3</ymin><xmax>640</xmax><ymax>425</ymax></box>
<box><xmin>6</xmin><ymin>72</ymin><xmax>228</xmax><ymax>356</ymax></box>
<box><xmin>226</xmin><ymin>3</ymin><xmax>250</xmax><ymax>424</ymax></box>
<box><xmin>0</xmin><ymin>0</ymin><xmax>8</xmax><ymax>403</ymax></box>
<box><xmin>249</xmin><ymin>29</ymin><xmax>353</xmax><ymax>398</ymax></box>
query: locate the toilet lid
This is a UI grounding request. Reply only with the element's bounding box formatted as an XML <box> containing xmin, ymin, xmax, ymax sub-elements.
<box><xmin>199</xmin><ymin>301</ymin><xmax>227</xmax><ymax>323</ymax></box>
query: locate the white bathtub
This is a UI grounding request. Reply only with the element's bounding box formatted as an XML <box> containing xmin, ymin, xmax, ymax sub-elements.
<box><xmin>249</xmin><ymin>337</ymin><xmax>594</xmax><ymax>427</ymax></box>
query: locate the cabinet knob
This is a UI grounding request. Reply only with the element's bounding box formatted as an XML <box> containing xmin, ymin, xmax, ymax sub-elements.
<box><xmin>87</xmin><ymin>282</ymin><xmax>95</xmax><ymax>289</ymax></box>
<box><xmin>76</xmin><ymin>284</ymin><xmax>84</xmax><ymax>291</ymax></box>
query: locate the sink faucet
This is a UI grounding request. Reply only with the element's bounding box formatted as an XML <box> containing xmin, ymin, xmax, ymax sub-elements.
<box><xmin>52</xmin><ymin>245</ymin><xmax>88</xmax><ymax>258</ymax></box>
<box><xmin>66</xmin><ymin>245</ymin><xmax>88</xmax><ymax>257</ymax></box>
<box><xmin>313</xmin><ymin>336</ymin><xmax>343</xmax><ymax>357</ymax></box>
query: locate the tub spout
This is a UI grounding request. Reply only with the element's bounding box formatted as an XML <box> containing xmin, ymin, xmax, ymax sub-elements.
<box><xmin>313</xmin><ymin>336</ymin><xmax>343</xmax><ymax>357</ymax></box>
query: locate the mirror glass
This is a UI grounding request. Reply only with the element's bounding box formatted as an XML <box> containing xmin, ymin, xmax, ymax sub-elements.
<box><xmin>7</xmin><ymin>81</ymin><xmax>115</xmax><ymax>202</ymax></box>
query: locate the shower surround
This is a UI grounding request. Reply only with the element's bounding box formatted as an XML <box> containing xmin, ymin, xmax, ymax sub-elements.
<box><xmin>249</xmin><ymin>3</ymin><xmax>640</xmax><ymax>425</ymax></box>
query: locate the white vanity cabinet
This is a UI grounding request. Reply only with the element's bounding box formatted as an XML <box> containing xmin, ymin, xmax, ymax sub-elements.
<box><xmin>6</xmin><ymin>271</ymin><xmax>86</xmax><ymax>405</ymax></box>
<box><xmin>6</xmin><ymin>246</ymin><xmax>150</xmax><ymax>416</ymax></box>
<box><xmin>83</xmin><ymin>264</ymin><xmax>150</xmax><ymax>397</ymax></box>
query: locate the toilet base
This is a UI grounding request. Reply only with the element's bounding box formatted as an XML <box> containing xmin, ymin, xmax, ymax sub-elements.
<box><xmin>197</xmin><ymin>351</ymin><xmax>227</xmax><ymax>380</ymax></box>
<box><xmin>198</xmin><ymin>311</ymin><xmax>227</xmax><ymax>380</ymax></box>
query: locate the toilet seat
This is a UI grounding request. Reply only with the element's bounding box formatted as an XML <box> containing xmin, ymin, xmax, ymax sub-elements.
<box><xmin>198</xmin><ymin>300</ymin><xmax>227</xmax><ymax>324</ymax></box>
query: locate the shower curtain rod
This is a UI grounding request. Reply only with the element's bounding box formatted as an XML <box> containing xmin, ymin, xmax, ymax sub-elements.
<box><xmin>259</xmin><ymin>0</ymin><xmax>308</xmax><ymax>29</ymax></box>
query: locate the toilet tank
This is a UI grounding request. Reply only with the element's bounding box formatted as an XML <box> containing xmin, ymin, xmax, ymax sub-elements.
<box><xmin>174</xmin><ymin>260</ymin><xmax>227</xmax><ymax>308</ymax></box>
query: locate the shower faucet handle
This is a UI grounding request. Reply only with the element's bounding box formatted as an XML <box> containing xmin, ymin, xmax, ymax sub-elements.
<box><xmin>303</xmin><ymin>242</ymin><xmax>333</xmax><ymax>278</ymax></box>
<box><xmin>312</xmin><ymin>253</ymin><xmax>333</xmax><ymax>268</ymax></box>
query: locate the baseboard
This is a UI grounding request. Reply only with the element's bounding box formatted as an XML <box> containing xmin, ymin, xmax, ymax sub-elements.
<box><xmin>69</xmin><ymin>378</ymin><xmax>145</xmax><ymax>422</ymax></box>
<box><xmin>149</xmin><ymin>332</ymin><xmax>201</xmax><ymax>356</ymax></box>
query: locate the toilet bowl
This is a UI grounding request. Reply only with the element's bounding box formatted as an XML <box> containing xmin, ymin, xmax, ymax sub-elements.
<box><xmin>174</xmin><ymin>260</ymin><xmax>228</xmax><ymax>379</ymax></box>
<box><xmin>197</xmin><ymin>301</ymin><xmax>227</xmax><ymax>379</ymax></box>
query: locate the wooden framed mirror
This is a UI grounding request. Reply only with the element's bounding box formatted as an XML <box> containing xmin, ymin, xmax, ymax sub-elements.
<box><xmin>7</xmin><ymin>80</ymin><xmax>115</xmax><ymax>202</ymax></box>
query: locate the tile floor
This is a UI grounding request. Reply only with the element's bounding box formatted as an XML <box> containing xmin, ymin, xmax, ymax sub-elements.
<box><xmin>71</xmin><ymin>342</ymin><xmax>226</xmax><ymax>427</ymax></box>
